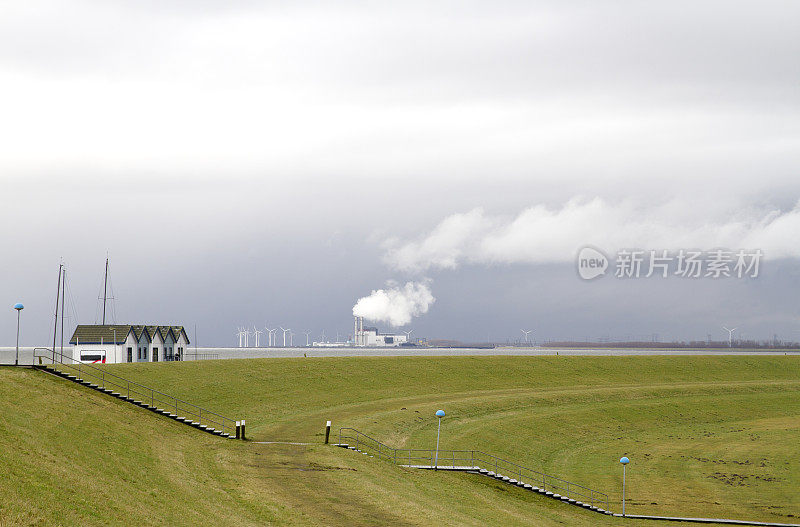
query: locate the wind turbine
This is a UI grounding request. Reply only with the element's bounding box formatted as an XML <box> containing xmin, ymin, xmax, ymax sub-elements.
<box><xmin>243</xmin><ymin>327</ymin><xmax>250</xmax><ymax>347</ymax></box>
<box><xmin>253</xmin><ymin>326</ymin><xmax>263</xmax><ymax>347</ymax></box>
<box><xmin>240</xmin><ymin>327</ymin><xmax>248</xmax><ymax>347</ymax></box>
<box><xmin>722</xmin><ymin>326</ymin><xmax>737</xmax><ymax>348</ymax></box>
<box><xmin>302</xmin><ymin>331</ymin><xmax>311</xmax><ymax>346</ymax></box>
<box><xmin>264</xmin><ymin>326</ymin><xmax>278</xmax><ymax>346</ymax></box>
<box><xmin>521</xmin><ymin>329</ymin><xmax>533</xmax><ymax>345</ymax></box>
<box><xmin>236</xmin><ymin>327</ymin><xmax>245</xmax><ymax>348</ymax></box>
<box><xmin>403</xmin><ymin>329</ymin><xmax>413</xmax><ymax>343</ymax></box>
<box><xmin>280</xmin><ymin>327</ymin><xmax>291</xmax><ymax>347</ymax></box>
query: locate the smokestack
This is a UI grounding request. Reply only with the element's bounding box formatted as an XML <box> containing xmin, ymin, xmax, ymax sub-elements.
<box><xmin>360</xmin><ymin>316</ymin><xmax>364</xmax><ymax>346</ymax></box>
<box><xmin>354</xmin><ymin>316</ymin><xmax>358</xmax><ymax>346</ymax></box>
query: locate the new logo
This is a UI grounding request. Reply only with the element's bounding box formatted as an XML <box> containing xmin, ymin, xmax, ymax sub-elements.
<box><xmin>577</xmin><ymin>246</ymin><xmax>608</xmax><ymax>280</ymax></box>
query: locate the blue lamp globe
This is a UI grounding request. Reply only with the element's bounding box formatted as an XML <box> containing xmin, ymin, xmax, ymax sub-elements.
<box><xmin>435</xmin><ymin>410</ymin><xmax>445</xmax><ymax>418</ymax></box>
<box><xmin>620</xmin><ymin>456</ymin><xmax>630</xmax><ymax>465</ymax></box>
<box><xmin>14</xmin><ymin>303</ymin><xmax>24</xmax><ymax>310</ymax></box>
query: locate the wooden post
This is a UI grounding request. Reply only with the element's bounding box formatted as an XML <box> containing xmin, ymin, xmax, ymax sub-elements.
<box><xmin>241</xmin><ymin>419</ymin><xmax>246</xmax><ymax>440</ymax></box>
<box><xmin>235</xmin><ymin>421</ymin><xmax>241</xmax><ymax>439</ymax></box>
<box><xmin>324</xmin><ymin>420</ymin><xmax>331</xmax><ymax>444</ymax></box>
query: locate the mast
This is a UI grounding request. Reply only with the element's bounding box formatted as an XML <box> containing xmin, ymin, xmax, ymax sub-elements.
<box><xmin>102</xmin><ymin>257</ymin><xmax>109</xmax><ymax>325</ymax></box>
<box><xmin>52</xmin><ymin>263</ymin><xmax>63</xmax><ymax>362</ymax></box>
<box><xmin>60</xmin><ymin>269</ymin><xmax>66</xmax><ymax>355</ymax></box>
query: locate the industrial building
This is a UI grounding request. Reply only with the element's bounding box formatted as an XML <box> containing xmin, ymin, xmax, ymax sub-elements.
<box><xmin>69</xmin><ymin>324</ymin><xmax>189</xmax><ymax>364</ymax></box>
<box><xmin>353</xmin><ymin>316</ymin><xmax>408</xmax><ymax>347</ymax></box>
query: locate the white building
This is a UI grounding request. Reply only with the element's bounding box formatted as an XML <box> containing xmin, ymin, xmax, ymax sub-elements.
<box><xmin>69</xmin><ymin>325</ymin><xmax>190</xmax><ymax>364</ymax></box>
<box><xmin>353</xmin><ymin>316</ymin><xmax>408</xmax><ymax>347</ymax></box>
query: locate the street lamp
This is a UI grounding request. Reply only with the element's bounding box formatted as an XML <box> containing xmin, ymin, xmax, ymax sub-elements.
<box><xmin>434</xmin><ymin>409</ymin><xmax>445</xmax><ymax>469</ymax></box>
<box><xmin>620</xmin><ymin>456</ymin><xmax>630</xmax><ymax>516</ymax></box>
<box><xmin>14</xmin><ymin>303</ymin><xmax>24</xmax><ymax>366</ymax></box>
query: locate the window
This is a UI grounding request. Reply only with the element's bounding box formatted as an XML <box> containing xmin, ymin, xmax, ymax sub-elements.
<box><xmin>153</xmin><ymin>348</ymin><xmax>158</xmax><ymax>362</ymax></box>
<box><xmin>127</xmin><ymin>347</ymin><xmax>132</xmax><ymax>363</ymax></box>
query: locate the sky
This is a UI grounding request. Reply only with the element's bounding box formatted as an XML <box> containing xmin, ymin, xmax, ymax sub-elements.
<box><xmin>2</xmin><ymin>1</ymin><xmax>800</xmax><ymax>346</ymax></box>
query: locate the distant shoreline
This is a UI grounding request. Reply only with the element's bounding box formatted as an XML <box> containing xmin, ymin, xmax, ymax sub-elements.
<box><xmin>3</xmin><ymin>346</ymin><xmax>799</xmax><ymax>364</ymax></box>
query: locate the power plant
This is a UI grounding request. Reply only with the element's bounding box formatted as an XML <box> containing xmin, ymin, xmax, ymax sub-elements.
<box><xmin>353</xmin><ymin>316</ymin><xmax>409</xmax><ymax>347</ymax></box>
<box><xmin>232</xmin><ymin>317</ymin><xmax>414</xmax><ymax>348</ymax></box>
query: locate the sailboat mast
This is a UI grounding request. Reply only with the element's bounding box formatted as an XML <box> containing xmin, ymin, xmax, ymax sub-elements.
<box><xmin>102</xmin><ymin>257</ymin><xmax>109</xmax><ymax>325</ymax></box>
<box><xmin>60</xmin><ymin>269</ymin><xmax>66</xmax><ymax>355</ymax></box>
<box><xmin>52</xmin><ymin>263</ymin><xmax>63</xmax><ymax>362</ymax></box>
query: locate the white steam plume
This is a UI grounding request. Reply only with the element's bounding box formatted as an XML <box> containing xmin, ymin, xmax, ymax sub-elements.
<box><xmin>383</xmin><ymin>197</ymin><xmax>800</xmax><ymax>272</ymax></box>
<box><xmin>352</xmin><ymin>280</ymin><xmax>435</xmax><ymax>327</ymax></box>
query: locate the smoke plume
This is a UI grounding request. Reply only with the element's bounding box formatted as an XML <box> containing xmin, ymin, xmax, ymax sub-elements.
<box><xmin>352</xmin><ymin>280</ymin><xmax>435</xmax><ymax>327</ymax></box>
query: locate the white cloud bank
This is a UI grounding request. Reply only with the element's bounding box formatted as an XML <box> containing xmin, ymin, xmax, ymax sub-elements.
<box><xmin>383</xmin><ymin>198</ymin><xmax>800</xmax><ymax>272</ymax></box>
<box><xmin>352</xmin><ymin>280</ymin><xmax>435</xmax><ymax>327</ymax></box>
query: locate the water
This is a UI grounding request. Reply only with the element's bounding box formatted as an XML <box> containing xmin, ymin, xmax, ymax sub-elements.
<box><xmin>0</xmin><ymin>346</ymin><xmax>58</xmax><ymax>366</ymax></box>
<box><xmin>2</xmin><ymin>345</ymin><xmax>797</xmax><ymax>365</ymax></box>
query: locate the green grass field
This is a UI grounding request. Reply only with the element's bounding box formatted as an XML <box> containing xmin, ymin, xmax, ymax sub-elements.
<box><xmin>1</xmin><ymin>355</ymin><xmax>798</xmax><ymax>526</ymax></box>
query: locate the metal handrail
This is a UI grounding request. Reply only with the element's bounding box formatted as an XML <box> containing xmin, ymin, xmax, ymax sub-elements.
<box><xmin>185</xmin><ymin>353</ymin><xmax>220</xmax><ymax>360</ymax></box>
<box><xmin>34</xmin><ymin>348</ymin><xmax>237</xmax><ymax>436</ymax></box>
<box><xmin>338</xmin><ymin>427</ymin><xmax>609</xmax><ymax>511</ymax></box>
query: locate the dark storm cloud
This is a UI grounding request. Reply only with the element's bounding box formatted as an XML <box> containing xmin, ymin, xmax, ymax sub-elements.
<box><xmin>1</xmin><ymin>1</ymin><xmax>799</xmax><ymax>345</ymax></box>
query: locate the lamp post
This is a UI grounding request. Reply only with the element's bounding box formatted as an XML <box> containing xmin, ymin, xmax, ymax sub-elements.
<box><xmin>620</xmin><ymin>456</ymin><xmax>630</xmax><ymax>516</ymax></box>
<box><xmin>434</xmin><ymin>409</ymin><xmax>445</xmax><ymax>469</ymax></box>
<box><xmin>14</xmin><ymin>303</ymin><xmax>24</xmax><ymax>366</ymax></box>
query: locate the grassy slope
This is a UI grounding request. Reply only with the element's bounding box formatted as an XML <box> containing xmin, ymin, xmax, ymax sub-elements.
<box><xmin>0</xmin><ymin>367</ymin><xmax>648</xmax><ymax>527</ymax></box>
<box><xmin>1</xmin><ymin>356</ymin><xmax>798</xmax><ymax>525</ymax></box>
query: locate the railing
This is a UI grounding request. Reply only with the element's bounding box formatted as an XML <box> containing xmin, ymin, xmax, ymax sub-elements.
<box><xmin>34</xmin><ymin>348</ymin><xmax>237</xmax><ymax>436</ymax></box>
<box><xmin>338</xmin><ymin>428</ymin><xmax>609</xmax><ymax>511</ymax></box>
<box><xmin>184</xmin><ymin>353</ymin><xmax>220</xmax><ymax>361</ymax></box>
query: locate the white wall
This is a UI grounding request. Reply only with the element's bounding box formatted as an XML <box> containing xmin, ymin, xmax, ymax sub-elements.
<box><xmin>73</xmin><ymin>344</ymin><xmax>113</xmax><ymax>363</ymax></box>
<box><xmin>71</xmin><ymin>331</ymin><xmax>136</xmax><ymax>364</ymax></box>
<box><xmin>150</xmin><ymin>332</ymin><xmax>164</xmax><ymax>362</ymax></box>
<box><xmin>361</xmin><ymin>330</ymin><xmax>408</xmax><ymax>347</ymax></box>
<box><xmin>123</xmin><ymin>332</ymin><xmax>137</xmax><ymax>363</ymax></box>
<box><xmin>176</xmin><ymin>332</ymin><xmax>189</xmax><ymax>358</ymax></box>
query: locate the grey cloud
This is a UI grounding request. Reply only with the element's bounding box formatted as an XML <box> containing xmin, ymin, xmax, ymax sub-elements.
<box><xmin>2</xmin><ymin>1</ymin><xmax>800</xmax><ymax>347</ymax></box>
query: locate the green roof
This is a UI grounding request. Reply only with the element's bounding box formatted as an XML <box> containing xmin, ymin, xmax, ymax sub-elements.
<box><xmin>70</xmin><ymin>325</ymin><xmax>188</xmax><ymax>345</ymax></box>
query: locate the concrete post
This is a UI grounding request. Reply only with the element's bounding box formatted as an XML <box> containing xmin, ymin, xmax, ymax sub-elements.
<box><xmin>325</xmin><ymin>420</ymin><xmax>331</xmax><ymax>444</ymax></box>
<box><xmin>241</xmin><ymin>419</ymin><xmax>246</xmax><ymax>440</ymax></box>
<box><xmin>235</xmin><ymin>421</ymin><xmax>241</xmax><ymax>439</ymax></box>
